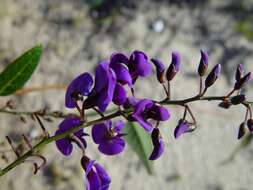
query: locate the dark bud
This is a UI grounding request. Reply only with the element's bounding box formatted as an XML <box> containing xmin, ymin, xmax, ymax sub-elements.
<box><xmin>234</xmin><ymin>72</ymin><xmax>251</xmax><ymax>90</ymax></box>
<box><xmin>198</xmin><ymin>50</ymin><xmax>208</xmax><ymax>77</ymax></box>
<box><xmin>205</xmin><ymin>64</ymin><xmax>221</xmax><ymax>88</ymax></box>
<box><xmin>6</xmin><ymin>100</ymin><xmax>14</xmax><ymax>109</ymax></box>
<box><xmin>151</xmin><ymin>58</ymin><xmax>166</xmax><ymax>83</ymax></box>
<box><xmin>20</xmin><ymin>116</ymin><xmax>26</xmax><ymax>123</ymax></box>
<box><xmin>166</xmin><ymin>52</ymin><xmax>180</xmax><ymax>81</ymax></box>
<box><xmin>230</xmin><ymin>94</ymin><xmax>246</xmax><ymax>105</ymax></box>
<box><xmin>218</xmin><ymin>100</ymin><xmax>232</xmax><ymax>109</ymax></box>
<box><xmin>151</xmin><ymin>128</ymin><xmax>160</xmax><ymax>145</ymax></box>
<box><xmin>238</xmin><ymin>122</ymin><xmax>246</xmax><ymax>139</ymax></box>
<box><xmin>247</xmin><ymin>119</ymin><xmax>253</xmax><ymax>132</ymax></box>
<box><xmin>235</xmin><ymin>64</ymin><xmax>244</xmax><ymax>82</ymax></box>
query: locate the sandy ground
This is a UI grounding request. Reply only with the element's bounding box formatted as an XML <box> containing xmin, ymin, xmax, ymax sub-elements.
<box><xmin>0</xmin><ymin>0</ymin><xmax>253</xmax><ymax>189</ymax></box>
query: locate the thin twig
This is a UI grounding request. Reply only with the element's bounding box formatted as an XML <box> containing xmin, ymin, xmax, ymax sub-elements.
<box><xmin>14</xmin><ymin>85</ymin><xmax>66</xmax><ymax>95</ymax></box>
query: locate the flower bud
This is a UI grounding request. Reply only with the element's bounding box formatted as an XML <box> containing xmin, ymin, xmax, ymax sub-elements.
<box><xmin>230</xmin><ymin>94</ymin><xmax>246</xmax><ymax>105</ymax></box>
<box><xmin>218</xmin><ymin>100</ymin><xmax>232</xmax><ymax>109</ymax></box>
<box><xmin>234</xmin><ymin>72</ymin><xmax>251</xmax><ymax>90</ymax></box>
<box><xmin>174</xmin><ymin>120</ymin><xmax>190</xmax><ymax>139</ymax></box>
<box><xmin>237</xmin><ymin>122</ymin><xmax>246</xmax><ymax>139</ymax></box>
<box><xmin>151</xmin><ymin>58</ymin><xmax>166</xmax><ymax>83</ymax></box>
<box><xmin>247</xmin><ymin>119</ymin><xmax>253</xmax><ymax>132</ymax></box>
<box><xmin>235</xmin><ymin>64</ymin><xmax>244</xmax><ymax>82</ymax></box>
<box><xmin>198</xmin><ymin>50</ymin><xmax>208</xmax><ymax>77</ymax></box>
<box><xmin>205</xmin><ymin>64</ymin><xmax>221</xmax><ymax>88</ymax></box>
<box><xmin>166</xmin><ymin>52</ymin><xmax>180</xmax><ymax>81</ymax></box>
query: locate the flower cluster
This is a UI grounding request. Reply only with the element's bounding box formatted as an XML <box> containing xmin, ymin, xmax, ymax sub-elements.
<box><xmin>54</xmin><ymin>50</ymin><xmax>252</xmax><ymax>190</ymax></box>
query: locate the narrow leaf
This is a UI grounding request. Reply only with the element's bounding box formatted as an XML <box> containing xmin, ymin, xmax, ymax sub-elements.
<box><xmin>0</xmin><ymin>45</ymin><xmax>42</xmax><ymax>96</ymax></box>
<box><xmin>124</xmin><ymin>122</ymin><xmax>154</xmax><ymax>174</ymax></box>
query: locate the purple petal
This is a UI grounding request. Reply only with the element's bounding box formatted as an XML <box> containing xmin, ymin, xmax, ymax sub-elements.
<box><xmin>113</xmin><ymin>83</ymin><xmax>127</xmax><ymax>105</ymax></box>
<box><xmin>174</xmin><ymin>121</ymin><xmax>190</xmax><ymax>139</ymax></box>
<box><xmin>205</xmin><ymin>64</ymin><xmax>221</xmax><ymax>88</ymax></box>
<box><xmin>200</xmin><ymin>50</ymin><xmax>208</xmax><ymax>66</ymax></box>
<box><xmin>87</xmin><ymin>170</ymin><xmax>102</xmax><ymax>190</ymax></box>
<box><xmin>234</xmin><ymin>72</ymin><xmax>252</xmax><ymax>90</ymax></box>
<box><xmin>58</xmin><ymin>117</ymin><xmax>82</xmax><ymax>131</ymax></box>
<box><xmin>149</xmin><ymin>139</ymin><xmax>165</xmax><ymax>160</ymax></box>
<box><xmin>110</xmin><ymin>52</ymin><xmax>129</xmax><ymax>67</ymax></box>
<box><xmin>213</xmin><ymin>64</ymin><xmax>221</xmax><ymax>77</ymax></box>
<box><xmin>123</xmin><ymin>97</ymin><xmax>139</xmax><ymax>108</ymax></box>
<box><xmin>171</xmin><ymin>51</ymin><xmax>180</xmax><ymax>71</ymax></box>
<box><xmin>151</xmin><ymin>58</ymin><xmax>165</xmax><ymax>73</ymax></box>
<box><xmin>235</xmin><ymin>64</ymin><xmax>245</xmax><ymax>81</ymax></box>
<box><xmin>94</xmin><ymin>163</ymin><xmax>111</xmax><ymax>189</ymax></box>
<box><xmin>110</xmin><ymin>63</ymin><xmax>132</xmax><ymax>87</ymax></box>
<box><xmin>147</xmin><ymin>105</ymin><xmax>170</xmax><ymax>121</ymax></box>
<box><xmin>129</xmin><ymin>50</ymin><xmax>152</xmax><ymax>78</ymax></box>
<box><xmin>133</xmin><ymin>99</ymin><xmax>153</xmax><ymax>115</ymax></box>
<box><xmin>65</xmin><ymin>72</ymin><xmax>93</xmax><ymax>108</ymax></box>
<box><xmin>132</xmin><ymin>99</ymin><xmax>154</xmax><ymax>132</ymax></box>
<box><xmin>98</xmin><ymin>138</ymin><xmax>125</xmax><ymax>155</ymax></box>
<box><xmin>84</xmin><ymin>61</ymin><xmax>117</xmax><ymax>112</ymax></box>
<box><xmin>55</xmin><ymin>117</ymin><xmax>82</xmax><ymax>156</ymax></box>
<box><xmin>132</xmin><ymin>114</ymin><xmax>153</xmax><ymax>132</ymax></box>
<box><xmin>55</xmin><ymin>134</ymin><xmax>73</xmax><ymax>156</ymax></box>
<box><xmin>92</xmin><ymin>121</ymin><xmax>111</xmax><ymax>144</ymax></box>
<box><xmin>114</xmin><ymin>120</ymin><xmax>125</xmax><ymax>133</ymax></box>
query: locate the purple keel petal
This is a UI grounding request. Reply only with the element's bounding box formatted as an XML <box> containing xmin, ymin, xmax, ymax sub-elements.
<box><xmin>55</xmin><ymin>134</ymin><xmax>73</xmax><ymax>156</ymax></box>
<box><xmin>113</xmin><ymin>83</ymin><xmax>127</xmax><ymax>105</ymax></box>
<box><xmin>111</xmin><ymin>63</ymin><xmax>132</xmax><ymax>87</ymax></box>
<box><xmin>87</xmin><ymin>170</ymin><xmax>102</xmax><ymax>190</ymax></box>
<box><xmin>98</xmin><ymin>138</ymin><xmax>125</xmax><ymax>155</ymax></box>
<box><xmin>147</xmin><ymin>105</ymin><xmax>170</xmax><ymax>121</ymax></box>
<box><xmin>65</xmin><ymin>72</ymin><xmax>93</xmax><ymax>108</ymax></box>
<box><xmin>94</xmin><ymin>163</ymin><xmax>111</xmax><ymax>189</ymax></box>
<box><xmin>149</xmin><ymin>139</ymin><xmax>165</xmax><ymax>160</ymax></box>
<box><xmin>114</xmin><ymin>120</ymin><xmax>125</xmax><ymax>133</ymax></box>
<box><xmin>132</xmin><ymin>114</ymin><xmax>153</xmax><ymax>132</ymax></box>
<box><xmin>110</xmin><ymin>52</ymin><xmax>129</xmax><ymax>67</ymax></box>
<box><xmin>92</xmin><ymin>121</ymin><xmax>111</xmax><ymax>144</ymax></box>
<box><xmin>174</xmin><ymin>121</ymin><xmax>190</xmax><ymax>139</ymax></box>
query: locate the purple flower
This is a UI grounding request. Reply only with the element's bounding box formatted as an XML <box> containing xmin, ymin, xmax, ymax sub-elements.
<box><xmin>149</xmin><ymin>128</ymin><xmax>165</xmax><ymax>160</ymax></box>
<box><xmin>112</xmin><ymin>83</ymin><xmax>127</xmax><ymax>105</ymax></box>
<box><xmin>174</xmin><ymin>120</ymin><xmax>190</xmax><ymax>139</ymax></box>
<box><xmin>81</xmin><ymin>156</ymin><xmax>111</xmax><ymax>190</ymax></box>
<box><xmin>128</xmin><ymin>50</ymin><xmax>152</xmax><ymax>81</ymax></box>
<box><xmin>109</xmin><ymin>53</ymin><xmax>132</xmax><ymax>87</ymax></box>
<box><xmin>205</xmin><ymin>64</ymin><xmax>221</xmax><ymax>88</ymax></box>
<box><xmin>132</xmin><ymin>99</ymin><xmax>170</xmax><ymax>132</ymax></box>
<box><xmin>92</xmin><ymin>120</ymin><xmax>125</xmax><ymax>155</ymax></box>
<box><xmin>234</xmin><ymin>72</ymin><xmax>251</xmax><ymax>90</ymax></box>
<box><xmin>151</xmin><ymin>58</ymin><xmax>166</xmax><ymax>83</ymax></box>
<box><xmin>198</xmin><ymin>50</ymin><xmax>208</xmax><ymax>77</ymax></box>
<box><xmin>166</xmin><ymin>51</ymin><xmax>180</xmax><ymax>81</ymax></box>
<box><xmin>84</xmin><ymin>61</ymin><xmax>116</xmax><ymax>112</ymax></box>
<box><xmin>55</xmin><ymin>117</ymin><xmax>87</xmax><ymax>156</ymax></box>
<box><xmin>65</xmin><ymin>72</ymin><xmax>93</xmax><ymax>108</ymax></box>
<box><xmin>235</xmin><ymin>64</ymin><xmax>245</xmax><ymax>82</ymax></box>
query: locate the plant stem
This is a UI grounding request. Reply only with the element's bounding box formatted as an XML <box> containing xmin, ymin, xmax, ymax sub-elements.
<box><xmin>0</xmin><ymin>94</ymin><xmax>248</xmax><ymax>177</ymax></box>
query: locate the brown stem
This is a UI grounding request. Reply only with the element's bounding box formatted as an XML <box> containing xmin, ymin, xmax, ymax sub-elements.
<box><xmin>14</xmin><ymin>85</ymin><xmax>66</xmax><ymax>95</ymax></box>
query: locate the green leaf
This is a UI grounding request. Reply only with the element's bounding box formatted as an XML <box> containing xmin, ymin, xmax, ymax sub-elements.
<box><xmin>0</xmin><ymin>45</ymin><xmax>42</xmax><ymax>96</ymax></box>
<box><xmin>124</xmin><ymin>122</ymin><xmax>154</xmax><ymax>174</ymax></box>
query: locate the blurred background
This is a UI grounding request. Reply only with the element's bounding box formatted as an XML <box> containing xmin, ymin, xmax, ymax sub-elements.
<box><xmin>0</xmin><ymin>0</ymin><xmax>253</xmax><ymax>189</ymax></box>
